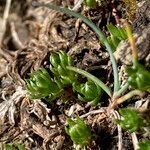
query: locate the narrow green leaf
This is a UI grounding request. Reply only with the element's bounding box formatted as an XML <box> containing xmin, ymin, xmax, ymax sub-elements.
<box><xmin>67</xmin><ymin>66</ymin><xmax>112</xmax><ymax>97</ymax></box>
<box><xmin>107</xmin><ymin>24</ymin><xmax>121</xmax><ymax>38</ymax></box>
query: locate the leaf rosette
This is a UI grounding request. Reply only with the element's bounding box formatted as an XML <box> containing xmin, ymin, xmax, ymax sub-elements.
<box><xmin>126</xmin><ymin>61</ymin><xmax>150</xmax><ymax>91</ymax></box>
<box><xmin>50</xmin><ymin>51</ymin><xmax>77</xmax><ymax>86</ymax></box>
<box><xmin>73</xmin><ymin>80</ymin><xmax>101</xmax><ymax>105</ymax></box>
<box><xmin>26</xmin><ymin>68</ymin><xmax>60</xmax><ymax>99</ymax></box>
<box><xmin>116</xmin><ymin>108</ymin><xmax>147</xmax><ymax>132</ymax></box>
<box><xmin>65</xmin><ymin>116</ymin><xmax>92</xmax><ymax>147</ymax></box>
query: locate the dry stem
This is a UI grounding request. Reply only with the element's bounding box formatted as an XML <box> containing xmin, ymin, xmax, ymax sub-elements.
<box><xmin>0</xmin><ymin>0</ymin><xmax>12</xmax><ymax>46</ymax></box>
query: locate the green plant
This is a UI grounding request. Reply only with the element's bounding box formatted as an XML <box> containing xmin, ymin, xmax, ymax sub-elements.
<box><xmin>124</xmin><ymin>22</ymin><xmax>150</xmax><ymax>92</ymax></box>
<box><xmin>50</xmin><ymin>51</ymin><xmax>77</xmax><ymax>86</ymax></box>
<box><xmin>65</xmin><ymin>116</ymin><xmax>92</xmax><ymax>147</ymax></box>
<box><xmin>33</xmin><ymin>1</ymin><xmax>120</xmax><ymax>94</ymax></box>
<box><xmin>5</xmin><ymin>144</ymin><xmax>16</xmax><ymax>150</ymax></box>
<box><xmin>112</xmin><ymin>22</ymin><xmax>150</xmax><ymax>106</ymax></box>
<box><xmin>84</xmin><ymin>0</ymin><xmax>97</xmax><ymax>8</ymax></box>
<box><xmin>126</xmin><ymin>60</ymin><xmax>150</xmax><ymax>91</ymax></box>
<box><xmin>68</xmin><ymin>66</ymin><xmax>111</xmax><ymax>96</ymax></box>
<box><xmin>138</xmin><ymin>140</ymin><xmax>150</xmax><ymax>150</ymax></box>
<box><xmin>5</xmin><ymin>144</ymin><xmax>25</xmax><ymax>150</ymax></box>
<box><xmin>26</xmin><ymin>68</ymin><xmax>61</xmax><ymax>99</ymax></box>
<box><xmin>106</xmin><ymin>24</ymin><xmax>127</xmax><ymax>52</ymax></box>
<box><xmin>27</xmin><ymin>52</ymin><xmax>102</xmax><ymax>104</ymax></box>
<box><xmin>73</xmin><ymin>80</ymin><xmax>101</xmax><ymax>106</ymax></box>
<box><xmin>116</xmin><ymin>108</ymin><xmax>147</xmax><ymax>132</ymax></box>
<box><xmin>26</xmin><ymin>52</ymin><xmax>107</xmax><ymax>105</ymax></box>
<box><xmin>31</xmin><ymin>1</ymin><xmax>150</xmax><ymax>106</ymax></box>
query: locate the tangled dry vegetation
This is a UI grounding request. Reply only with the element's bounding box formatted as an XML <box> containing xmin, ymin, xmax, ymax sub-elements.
<box><xmin>0</xmin><ymin>0</ymin><xmax>149</xmax><ymax>150</ymax></box>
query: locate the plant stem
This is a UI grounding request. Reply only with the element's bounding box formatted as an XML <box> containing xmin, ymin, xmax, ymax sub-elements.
<box><xmin>125</xmin><ymin>21</ymin><xmax>138</xmax><ymax>63</ymax></box>
<box><xmin>113</xmin><ymin>82</ymin><xmax>129</xmax><ymax>99</ymax></box>
<box><xmin>67</xmin><ymin>66</ymin><xmax>112</xmax><ymax>97</ymax></box>
<box><xmin>33</xmin><ymin>2</ymin><xmax>120</xmax><ymax>93</ymax></box>
<box><xmin>112</xmin><ymin>89</ymin><xmax>142</xmax><ymax>107</ymax></box>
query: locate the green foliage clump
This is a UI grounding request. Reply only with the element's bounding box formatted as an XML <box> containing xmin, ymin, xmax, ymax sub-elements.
<box><xmin>126</xmin><ymin>61</ymin><xmax>150</xmax><ymax>91</ymax></box>
<box><xmin>50</xmin><ymin>51</ymin><xmax>77</xmax><ymax>86</ymax></box>
<box><xmin>26</xmin><ymin>68</ymin><xmax>60</xmax><ymax>99</ymax></box>
<box><xmin>73</xmin><ymin>80</ymin><xmax>101</xmax><ymax>105</ymax></box>
<box><xmin>26</xmin><ymin>51</ymin><xmax>101</xmax><ymax>104</ymax></box>
<box><xmin>138</xmin><ymin>140</ymin><xmax>150</xmax><ymax>150</ymax></box>
<box><xmin>65</xmin><ymin>116</ymin><xmax>92</xmax><ymax>147</ymax></box>
<box><xmin>116</xmin><ymin>108</ymin><xmax>147</xmax><ymax>132</ymax></box>
<box><xmin>5</xmin><ymin>144</ymin><xmax>25</xmax><ymax>150</ymax></box>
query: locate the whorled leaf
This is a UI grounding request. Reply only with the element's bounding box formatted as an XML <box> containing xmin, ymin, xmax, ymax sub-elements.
<box><xmin>73</xmin><ymin>80</ymin><xmax>101</xmax><ymax>106</ymax></box>
<box><xmin>116</xmin><ymin>108</ymin><xmax>147</xmax><ymax>132</ymax></box>
<box><xmin>126</xmin><ymin>61</ymin><xmax>150</xmax><ymax>91</ymax></box>
<box><xmin>26</xmin><ymin>68</ymin><xmax>60</xmax><ymax>99</ymax></box>
<box><xmin>65</xmin><ymin>116</ymin><xmax>92</xmax><ymax>147</ymax></box>
<box><xmin>50</xmin><ymin>51</ymin><xmax>78</xmax><ymax>86</ymax></box>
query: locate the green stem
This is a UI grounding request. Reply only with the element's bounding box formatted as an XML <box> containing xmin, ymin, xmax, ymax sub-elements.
<box><xmin>104</xmin><ymin>41</ymin><xmax>120</xmax><ymax>93</ymax></box>
<box><xmin>67</xmin><ymin>66</ymin><xmax>112</xmax><ymax>97</ymax></box>
<box><xmin>112</xmin><ymin>89</ymin><xmax>142</xmax><ymax>107</ymax></box>
<box><xmin>33</xmin><ymin>2</ymin><xmax>120</xmax><ymax>93</ymax></box>
<box><xmin>113</xmin><ymin>82</ymin><xmax>129</xmax><ymax>99</ymax></box>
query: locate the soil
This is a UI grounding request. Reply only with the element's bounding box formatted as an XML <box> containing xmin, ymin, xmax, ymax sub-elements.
<box><xmin>0</xmin><ymin>0</ymin><xmax>149</xmax><ymax>150</ymax></box>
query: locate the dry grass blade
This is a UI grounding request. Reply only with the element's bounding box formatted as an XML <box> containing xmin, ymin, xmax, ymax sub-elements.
<box><xmin>131</xmin><ymin>132</ymin><xmax>139</xmax><ymax>150</ymax></box>
<box><xmin>0</xmin><ymin>0</ymin><xmax>12</xmax><ymax>46</ymax></box>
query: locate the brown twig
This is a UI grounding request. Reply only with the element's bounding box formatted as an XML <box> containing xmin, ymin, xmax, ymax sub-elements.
<box><xmin>10</xmin><ymin>22</ymin><xmax>25</xmax><ymax>49</ymax></box>
<box><xmin>80</xmin><ymin>108</ymin><xmax>106</xmax><ymax>118</ymax></box>
<box><xmin>0</xmin><ymin>0</ymin><xmax>12</xmax><ymax>47</ymax></box>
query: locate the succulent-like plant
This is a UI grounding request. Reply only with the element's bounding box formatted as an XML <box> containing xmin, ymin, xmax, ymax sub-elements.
<box><xmin>116</xmin><ymin>108</ymin><xmax>147</xmax><ymax>132</ymax></box>
<box><xmin>65</xmin><ymin>116</ymin><xmax>92</xmax><ymax>147</ymax></box>
<box><xmin>26</xmin><ymin>52</ymin><xmax>103</xmax><ymax>105</ymax></box>
<box><xmin>126</xmin><ymin>61</ymin><xmax>150</xmax><ymax>91</ymax></box>
<box><xmin>50</xmin><ymin>51</ymin><xmax>77</xmax><ymax>86</ymax></box>
<box><xmin>138</xmin><ymin>140</ymin><xmax>150</xmax><ymax>150</ymax></box>
<box><xmin>26</xmin><ymin>68</ymin><xmax>60</xmax><ymax>99</ymax></box>
<box><xmin>73</xmin><ymin>80</ymin><xmax>101</xmax><ymax>105</ymax></box>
